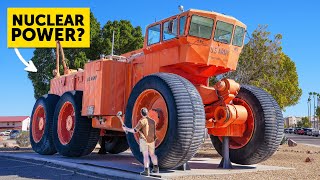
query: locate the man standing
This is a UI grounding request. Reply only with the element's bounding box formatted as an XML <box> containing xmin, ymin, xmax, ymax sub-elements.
<box><xmin>120</xmin><ymin>107</ymin><xmax>159</xmax><ymax>176</ymax></box>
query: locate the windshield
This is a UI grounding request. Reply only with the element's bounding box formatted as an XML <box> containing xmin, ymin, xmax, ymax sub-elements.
<box><xmin>147</xmin><ymin>24</ymin><xmax>161</xmax><ymax>45</ymax></box>
<box><xmin>214</xmin><ymin>21</ymin><xmax>234</xmax><ymax>44</ymax></box>
<box><xmin>233</xmin><ymin>26</ymin><xmax>245</xmax><ymax>46</ymax></box>
<box><xmin>189</xmin><ymin>15</ymin><xmax>214</xmax><ymax>39</ymax></box>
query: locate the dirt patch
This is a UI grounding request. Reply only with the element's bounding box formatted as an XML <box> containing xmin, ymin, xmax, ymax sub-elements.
<box><xmin>171</xmin><ymin>140</ymin><xmax>320</xmax><ymax>180</ymax></box>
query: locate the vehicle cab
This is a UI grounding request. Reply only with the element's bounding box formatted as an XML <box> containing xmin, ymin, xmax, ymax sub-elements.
<box><xmin>139</xmin><ymin>9</ymin><xmax>247</xmax><ymax>85</ymax></box>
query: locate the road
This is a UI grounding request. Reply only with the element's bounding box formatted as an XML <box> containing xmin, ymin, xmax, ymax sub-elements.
<box><xmin>0</xmin><ymin>156</ymin><xmax>114</xmax><ymax>180</ymax></box>
<box><xmin>285</xmin><ymin>133</ymin><xmax>320</xmax><ymax>146</ymax></box>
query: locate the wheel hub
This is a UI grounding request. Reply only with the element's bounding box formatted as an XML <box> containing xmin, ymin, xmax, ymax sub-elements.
<box><xmin>66</xmin><ymin>115</ymin><xmax>73</xmax><ymax>131</ymax></box>
<box><xmin>38</xmin><ymin>117</ymin><xmax>44</xmax><ymax>131</ymax></box>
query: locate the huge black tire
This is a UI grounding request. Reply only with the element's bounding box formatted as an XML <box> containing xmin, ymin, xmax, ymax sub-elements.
<box><xmin>100</xmin><ymin>136</ymin><xmax>129</xmax><ymax>154</ymax></box>
<box><xmin>53</xmin><ymin>91</ymin><xmax>100</xmax><ymax>157</ymax></box>
<box><xmin>30</xmin><ymin>94</ymin><xmax>59</xmax><ymax>155</ymax></box>
<box><xmin>125</xmin><ymin>73</ymin><xmax>205</xmax><ymax>169</ymax></box>
<box><xmin>210</xmin><ymin>85</ymin><xmax>284</xmax><ymax>165</ymax></box>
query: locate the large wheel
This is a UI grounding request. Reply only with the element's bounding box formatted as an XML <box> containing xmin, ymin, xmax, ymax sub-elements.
<box><xmin>30</xmin><ymin>94</ymin><xmax>59</xmax><ymax>155</ymax></box>
<box><xmin>53</xmin><ymin>91</ymin><xmax>100</xmax><ymax>157</ymax></box>
<box><xmin>100</xmin><ymin>136</ymin><xmax>129</xmax><ymax>154</ymax></box>
<box><xmin>210</xmin><ymin>85</ymin><xmax>284</xmax><ymax>165</ymax></box>
<box><xmin>125</xmin><ymin>73</ymin><xmax>205</xmax><ymax>169</ymax></box>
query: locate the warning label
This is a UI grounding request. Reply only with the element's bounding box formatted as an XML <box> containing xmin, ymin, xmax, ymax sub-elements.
<box><xmin>7</xmin><ymin>8</ymin><xmax>90</xmax><ymax>48</ymax></box>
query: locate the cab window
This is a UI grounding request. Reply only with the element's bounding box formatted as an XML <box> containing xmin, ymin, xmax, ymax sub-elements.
<box><xmin>179</xmin><ymin>16</ymin><xmax>186</xmax><ymax>35</ymax></box>
<box><xmin>232</xmin><ymin>26</ymin><xmax>245</xmax><ymax>46</ymax></box>
<box><xmin>163</xmin><ymin>19</ymin><xmax>177</xmax><ymax>41</ymax></box>
<box><xmin>189</xmin><ymin>15</ymin><xmax>214</xmax><ymax>39</ymax></box>
<box><xmin>214</xmin><ymin>21</ymin><xmax>234</xmax><ymax>44</ymax></box>
<box><xmin>147</xmin><ymin>24</ymin><xmax>161</xmax><ymax>45</ymax></box>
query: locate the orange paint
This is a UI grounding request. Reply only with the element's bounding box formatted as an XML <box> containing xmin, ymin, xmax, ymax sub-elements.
<box><xmin>49</xmin><ymin>9</ymin><xmax>250</xmax><ymax>137</ymax></box>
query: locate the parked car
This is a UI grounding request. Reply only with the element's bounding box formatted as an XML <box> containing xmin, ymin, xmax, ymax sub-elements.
<box><xmin>2</xmin><ymin>130</ymin><xmax>12</xmax><ymax>136</ymax></box>
<box><xmin>297</xmin><ymin>128</ymin><xmax>305</xmax><ymax>135</ymax></box>
<box><xmin>9</xmin><ymin>130</ymin><xmax>21</xmax><ymax>139</ymax></box>
<box><xmin>288</xmin><ymin>128</ymin><xmax>294</xmax><ymax>134</ymax></box>
<box><xmin>303</xmin><ymin>128</ymin><xmax>310</xmax><ymax>135</ymax></box>
<box><xmin>284</xmin><ymin>128</ymin><xmax>289</xmax><ymax>133</ymax></box>
<box><xmin>312</xmin><ymin>129</ymin><xmax>320</xmax><ymax>137</ymax></box>
<box><xmin>294</xmin><ymin>128</ymin><xmax>302</xmax><ymax>134</ymax></box>
<box><xmin>305</xmin><ymin>128</ymin><xmax>313</xmax><ymax>136</ymax></box>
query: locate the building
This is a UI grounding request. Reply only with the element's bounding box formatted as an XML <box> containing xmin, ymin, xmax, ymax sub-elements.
<box><xmin>0</xmin><ymin>116</ymin><xmax>30</xmax><ymax>131</ymax></box>
<box><xmin>284</xmin><ymin>116</ymin><xmax>302</xmax><ymax>127</ymax></box>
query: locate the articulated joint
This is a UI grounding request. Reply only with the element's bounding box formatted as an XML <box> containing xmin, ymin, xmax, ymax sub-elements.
<box><xmin>213</xmin><ymin>104</ymin><xmax>248</xmax><ymax>127</ymax></box>
<box><xmin>205</xmin><ymin>79</ymin><xmax>249</xmax><ymax>137</ymax></box>
<box><xmin>214</xmin><ymin>78</ymin><xmax>240</xmax><ymax>104</ymax></box>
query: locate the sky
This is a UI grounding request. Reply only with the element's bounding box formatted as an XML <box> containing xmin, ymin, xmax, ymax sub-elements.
<box><xmin>0</xmin><ymin>0</ymin><xmax>319</xmax><ymax>117</ymax></box>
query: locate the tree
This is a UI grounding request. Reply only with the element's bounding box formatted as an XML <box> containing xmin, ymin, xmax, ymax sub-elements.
<box><xmin>219</xmin><ymin>25</ymin><xmax>302</xmax><ymax>110</ymax></box>
<box><xmin>297</xmin><ymin>117</ymin><xmax>311</xmax><ymax>128</ymax></box>
<box><xmin>28</xmin><ymin>49</ymin><xmax>56</xmax><ymax>99</ymax></box>
<box><xmin>100</xmin><ymin>20</ymin><xmax>144</xmax><ymax>55</ymax></box>
<box><xmin>316</xmin><ymin>106</ymin><xmax>320</xmax><ymax>119</ymax></box>
<box><xmin>28</xmin><ymin>13</ymin><xmax>144</xmax><ymax>99</ymax></box>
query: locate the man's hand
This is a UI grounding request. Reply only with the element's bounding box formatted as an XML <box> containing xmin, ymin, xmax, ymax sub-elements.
<box><xmin>122</xmin><ymin>125</ymin><xmax>129</xmax><ymax>134</ymax></box>
<box><xmin>117</xmin><ymin>111</ymin><xmax>123</xmax><ymax>118</ymax></box>
<box><xmin>122</xmin><ymin>126</ymin><xmax>127</xmax><ymax>131</ymax></box>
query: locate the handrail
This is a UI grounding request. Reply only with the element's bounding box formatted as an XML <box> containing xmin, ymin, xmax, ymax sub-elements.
<box><xmin>54</xmin><ymin>41</ymin><xmax>71</xmax><ymax>77</ymax></box>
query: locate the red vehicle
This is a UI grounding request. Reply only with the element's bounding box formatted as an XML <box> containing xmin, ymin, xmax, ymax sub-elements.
<box><xmin>297</xmin><ymin>129</ymin><xmax>305</xmax><ymax>135</ymax></box>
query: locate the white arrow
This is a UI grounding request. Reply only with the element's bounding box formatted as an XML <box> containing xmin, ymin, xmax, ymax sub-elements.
<box><xmin>14</xmin><ymin>48</ymin><xmax>37</xmax><ymax>72</ymax></box>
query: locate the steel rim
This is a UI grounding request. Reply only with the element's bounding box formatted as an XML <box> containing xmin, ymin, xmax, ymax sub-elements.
<box><xmin>32</xmin><ymin>105</ymin><xmax>46</xmax><ymax>143</ymax></box>
<box><xmin>132</xmin><ymin>89</ymin><xmax>168</xmax><ymax>148</ymax></box>
<box><xmin>58</xmin><ymin>101</ymin><xmax>75</xmax><ymax>145</ymax></box>
<box><xmin>227</xmin><ymin>98</ymin><xmax>255</xmax><ymax>149</ymax></box>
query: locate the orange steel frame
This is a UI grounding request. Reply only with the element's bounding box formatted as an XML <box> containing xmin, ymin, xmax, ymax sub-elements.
<box><xmin>49</xmin><ymin>9</ymin><xmax>248</xmax><ymax>137</ymax></box>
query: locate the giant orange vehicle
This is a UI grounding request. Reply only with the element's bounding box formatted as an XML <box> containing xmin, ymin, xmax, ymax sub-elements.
<box><xmin>30</xmin><ymin>9</ymin><xmax>284</xmax><ymax>169</ymax></box>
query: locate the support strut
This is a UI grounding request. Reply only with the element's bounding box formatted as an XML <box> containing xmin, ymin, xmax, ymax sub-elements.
<box><xmin>176</xmin><ymin>162</ymin><xmax>191</xmax><ymax>171</ymax></box>
<box><xmin>218</xmin><ymin>136</ymin><xmax>233</xmax><ymax>169</ymax></box>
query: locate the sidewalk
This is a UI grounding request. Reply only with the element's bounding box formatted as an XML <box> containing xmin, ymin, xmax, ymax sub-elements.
<box><xmin>0</xmin><ymin>151</ymin><xmax>293</xmax><ymax>180</ymax></box>
<box><xmin>0</xmin><ymin>156</ymin><xmax>111</xmax><ymax>180</ymax></box>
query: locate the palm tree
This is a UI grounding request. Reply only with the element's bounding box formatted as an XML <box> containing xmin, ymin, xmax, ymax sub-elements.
<box><xmin>316</xmin><ymin>93</ymin><xmax>320</xmax><ymax>129</ymax></box>
<box><xmin>308</xmin><ymin>96</ymin><xmax>311</xmax><ymax>124</ymax></box>
<box><xmin>309</xmin><ymin>92</ymin><xmax>313</xmax><ymax>127</ymax></box>
<box><xmin>312</xmin><ymin>92</ymin><xmax>318</xmax><ymax>129</ymax></box>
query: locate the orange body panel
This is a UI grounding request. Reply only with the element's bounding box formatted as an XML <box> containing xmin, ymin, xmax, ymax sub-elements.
<box><xmin>50</xmin><ymin>71</ymin><xmax>85</xmax><ymax>96</ymax></box>
<box><xmin>81</xmin><ymin>60</ymin><xmax>128</xmax><ymax>116</ymax></box>
<box><xmin>92</xmin><ymin>116</ymin><xmax>123</xmax><ymax>131</ymax></box>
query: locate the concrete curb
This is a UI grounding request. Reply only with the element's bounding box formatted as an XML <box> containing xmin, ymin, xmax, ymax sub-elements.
<box><xmin>303</xmin><ymin>143</ymin><xmax>320</xmax><ymax>148</ymax></box>
<box><xmin>0</xmin><ymin>153</ymin><xmax>159</xmax><ymax>180</ymax></box>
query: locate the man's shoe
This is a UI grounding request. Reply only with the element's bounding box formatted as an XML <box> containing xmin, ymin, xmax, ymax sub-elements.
<box><xmin>140</xmin><ymin>168</ymin><xmax>150</xmax><ymax>176</ymax></box>
<box><xmin>151</xmin><ymin>165</ymin><xmax>159</xmax><ymax>173</ymax></box>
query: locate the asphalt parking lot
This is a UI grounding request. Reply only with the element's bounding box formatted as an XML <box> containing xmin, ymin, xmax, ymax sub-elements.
<box><xmin>285</xmin><ymin>133</ymin><xmax>320</xmax><ymax>146</ymax></box>
<box><xmin>0</xmin><ymin>156</ymin><xmax>114</xmax><ymax>180</ymax></box>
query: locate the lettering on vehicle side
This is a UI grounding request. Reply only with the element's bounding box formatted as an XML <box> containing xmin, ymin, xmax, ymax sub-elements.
<box><xmin>195</xmin><ymin>39</ymin><xmax>205</xmax><ymax>44</ymax></box>
<box><xmin>86</xmin><ymin>75</ymin><xmax>97</xmax><ymax>82</ymax></box>
<box><xmin>210</xmin><ymin>46</ymin><xmax>230</xmax><ymax>56</ymax></box>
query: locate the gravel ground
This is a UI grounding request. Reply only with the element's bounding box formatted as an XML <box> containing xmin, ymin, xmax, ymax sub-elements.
<box><xmin>171</xmin><ymin>140</ymin><xmax>320</xmax><ymax>180</ymax></box>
